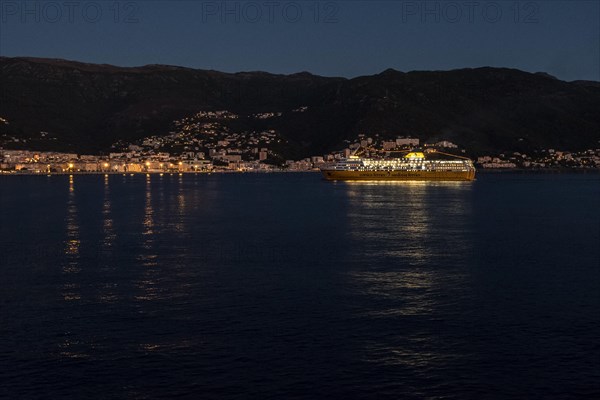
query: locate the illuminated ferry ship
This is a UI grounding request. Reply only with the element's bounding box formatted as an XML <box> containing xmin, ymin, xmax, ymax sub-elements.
<box><xmin>321</xmin><ymin>150</ymin><xmax>476</xmax><ymax>181</ymax></box>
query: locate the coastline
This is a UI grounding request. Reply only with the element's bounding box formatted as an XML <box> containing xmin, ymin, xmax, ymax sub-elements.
<box><xmin>0</xmin><ymin>170</ymin><xmax>321</xmax><ymax>176</ymax></box>
<box><xmin>1</xmin><ymin>169</ymin><xmax>599</xmax><ymax>177</ymax></box>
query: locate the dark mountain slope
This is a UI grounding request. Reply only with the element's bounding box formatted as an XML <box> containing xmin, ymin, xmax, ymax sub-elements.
<box><xmin>1</xmin><ymin>57</ymin><xmax>599</xmax><ymax>155</ymax></box>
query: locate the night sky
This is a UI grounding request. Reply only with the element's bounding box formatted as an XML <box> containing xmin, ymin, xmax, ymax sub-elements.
<box><xmin>1</xmin><ymin>0</ymin><xmax>598</xmax><ymax>81</ymax></box>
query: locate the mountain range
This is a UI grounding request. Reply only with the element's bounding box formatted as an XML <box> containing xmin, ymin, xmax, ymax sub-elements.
<box><xmin>1</xmin><ymin>56</ymin><xmax>599</xmax><ymax>157</ymax></box>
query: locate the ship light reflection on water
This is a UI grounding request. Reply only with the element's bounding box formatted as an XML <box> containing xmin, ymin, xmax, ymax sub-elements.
<box><xmin>133</xmin><ymin>172</ymin><xmax>162</xmax><ymax>302</ymax></box>
<box><xmin>340</xmin><ymin>180</ymin><xmax>474</xmax><ymax>369</ymax></box>
<box><xmin>62</xmin><ymin>174</ymin><xmax>81</xmax><ymax>302</ymax></box>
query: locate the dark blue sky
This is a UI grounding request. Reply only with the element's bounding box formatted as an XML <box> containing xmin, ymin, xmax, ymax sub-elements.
<box><xmin>1</xmin><ymin>1</ymin><xmax>598</xmax><ymax>81</ymax></box>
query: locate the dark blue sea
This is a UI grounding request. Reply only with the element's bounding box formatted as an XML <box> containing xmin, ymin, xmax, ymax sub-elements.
<box><xmin>1</xmin><ymin>172</ymin><xmax>599</xmax><ymax>399</ymax></box>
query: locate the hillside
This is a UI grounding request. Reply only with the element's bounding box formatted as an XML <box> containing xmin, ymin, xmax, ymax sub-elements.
<box><xmin>1</xmin><ymin>57</ymin><xmax>599</xmax><ymax>156</ymax></box>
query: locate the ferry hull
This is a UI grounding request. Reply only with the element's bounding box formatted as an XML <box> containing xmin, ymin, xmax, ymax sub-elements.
<box><xmin>321</xmin><ymin>169</ymin><xmax>475</xmax><ymax>181</ymax></box>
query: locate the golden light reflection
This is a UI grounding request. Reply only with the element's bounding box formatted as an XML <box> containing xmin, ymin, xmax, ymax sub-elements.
<box><xmin>140</xmin><ymin>343</ymin><xmax>162</xmax><ymax>352</ymax></box>
<box><xmin>362</xmin><ymin>338</ymin><xmax>460</xmax><ymax>368</ymax></box>
<box><xmin>61</xmin><ymin>283</ymin><xmax>81</xmax><ymax>301</ymax></box>
<box><xmin>98</xmin><ymin>283</ymin><xmax>119</xmax><ymax>303</ymax></box>
<box><xmin>102</xmin><ymin>173</ymin><xmax>115</xmax><ymax>250</ymax></box>
<box><xmin>344</xmin><ymin>181</ymin><xmax>470</xmax><ymax>260</ymax></box>
<box><xmin>343</xmin><ymin>179</ymin><xmax>471</xmax><ymax>191</ymax></box>
<box><xmin>58</xmin><ymin>338</ymin><xmax>89</xmax><ymax>359</ymax></box>
<box><xmin>342</xmin><ymin>181</ymin><xmax>473</xmax><ymax>369</ymax></box>
<box><xmin>62</xmin><ymin>176</ymin><xmax>81</xmax><ymax>301</ymax></box>
<box><xmin>172</xmin><ymin>173</ymin><xmax>186</xmax><ymax>233</ymax></box>
<box><xmin>64</xmin><ymin>177</ymin><xmax>79</xmax><ymax>260</ymax></box>
<box><xmin>142</xmin><ymin>177</ymin><xmax>154</xmax><ymax>238</ymax></box>
<box><xmin>138</xmin><ymin>339</ymin><xmax>195</xmax><ymax>354</ymax></box>
<box><xmin>135</xmin><ymin>175</ymin><xmax>161</xmax><ymax>301</ymax></box>
<box><xmin>349</xmin><ymin>270</ymin><xmax>437</xmax><ymax>317</ymax></box>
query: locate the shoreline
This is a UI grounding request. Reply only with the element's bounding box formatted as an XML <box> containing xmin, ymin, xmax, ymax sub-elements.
<box><xmin>0</xmin><ymin>170</ymin><xmax>321</xmax><ymax>176</ymax></box>
<box><xmin>1</xmin><ymin>169</ymin><xmax>599</xmax><ymax>177</ymax></box>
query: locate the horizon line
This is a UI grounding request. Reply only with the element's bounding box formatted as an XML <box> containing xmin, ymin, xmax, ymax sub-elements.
<box><xmin>3</xmin><ymin>55</ymin><xmax>597</xmax><ymax>83</ymax></box>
